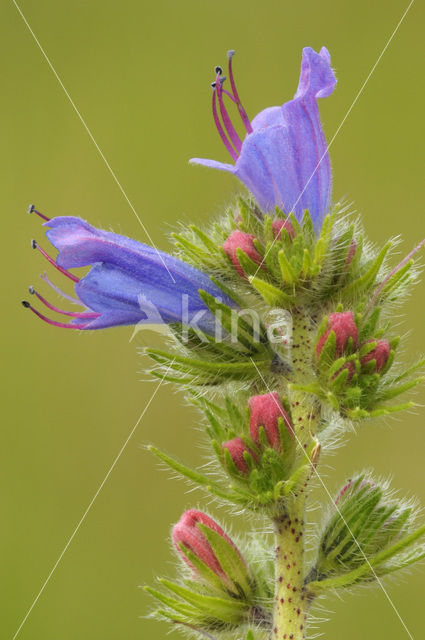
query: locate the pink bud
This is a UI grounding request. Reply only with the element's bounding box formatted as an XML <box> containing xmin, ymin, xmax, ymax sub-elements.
<box><xmin>223</xmin><ymin>230</ymin><xmax>262</xmax><ymax>278</ymax></box>
<box><xmin>172</xmin><ymin>510</ymin><xmax>240</xmax><ymax>578</ymax></box>
<box><xmin>360</xmin><ymin>339</ymin><xmax>391</xmax><ymax>372</ymax></box>
<box><xmin>272</xmin><ymin>218</ymin><xmax>295</xmax><ymax>240</ymax></box>
<box><xmin>222</xmin><ymin>437</ymin><xmax>257</xmax><ymax>474</ymax></box>
<box><xmin>316</xmin><ymin>311</ymin><xmax>358</xmax><ymax>358</ymax></box>
<box><xmin>249</xmin><ymin>392</ymin><xmax>293</xmax><ymax>450</ymax></box>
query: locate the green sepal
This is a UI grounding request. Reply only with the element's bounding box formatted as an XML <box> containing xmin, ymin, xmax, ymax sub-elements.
<box><xmin>179</xmin><ymin>544</ymin><xmax>232</xmax><ymax>595</ymax></box>
<box><xmin>317</xmin><ymin>329</ymin><xmax>336</xmax><ymax>369</ymax></box>
<box><xmin>147</xmin><ymin>445</ymin><xmax>247</xmax><ymax>505</ymax></box>
<box><xmin>309</xmin><ymin>524</ymin><xmax>425</xmax><ymax>593</ymax></box>
<box><xmin>197</xmin><ymin>524</ymin><xmax>253</xmax><ymax>598</ymax></box>
<box><xmin>278</xmin><ymin>249</ymin><xmax>298</xmax><ymax>286</ymax></box>
<box><xmin>159</xmin><ymin>579</ymin><xmax>248</xmax><ymax>623</ymax></box>
<box><xmin>189</xmin><ymin>224</ymin><xmax>222</xmax><ymax>254</ymax></box>
<box><xmin>235</xmin><ymin>247</ymin><xmax>263</xmax><ymax>277</ymax></box>
<box><xmin>341</xmin><ymin>241</ymin><xmax>392</xmax><ymax>297</ymax></box>
<box><xmin>249</xmin><ymin>276</ymin><xmax>293</xmax><ymax>307</ymax></box>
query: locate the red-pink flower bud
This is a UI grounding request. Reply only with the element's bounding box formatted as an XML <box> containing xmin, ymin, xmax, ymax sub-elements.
<box><xmin>272</xmin><ymin>218</ymin><xmax>295</xmax><ymax>240</ymax></box>
<box><xmin>316</xmin><ymin>311</ymin><xmax>358</xmax><ymax>358</ymax></box>
<box><xmin>172</xmin><ymin>510</ymin><xmax>240</xmax><ymax>578</ymax></box>
<box><xmin>248</xmin><ymin>392</ymin><xmax>293</xmax><ymax>450</ymax></box>
<box><xmin>361</xmin><ymin>339</ymin><xmax>391</xmax><ymax>372</ymax></box>
<box><xmin>223</xmin><ymin>230</ymin><xmax>262</xmax><ymax>278</ymax></box>
<box><xmin>222</xmin><ymin>437</ymin><xmax>257</xmax><ymax>474</ymax></box>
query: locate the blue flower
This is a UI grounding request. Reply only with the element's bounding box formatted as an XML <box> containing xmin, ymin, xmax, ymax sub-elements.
<box><xmin>23</xmin><ymin>212</ymin><xmax>235</xmax><ymax>332</ymax></box>
<box><xmin>190</xmin><ymin>47</ymin><xmax>337</xmax><ymax>232</ymax></box>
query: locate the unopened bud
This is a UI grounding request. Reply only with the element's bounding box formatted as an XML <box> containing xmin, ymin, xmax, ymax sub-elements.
<box><xmin>223</xmin><ymin>230</ymin><xmax>262</xmax><ymax>278</ymax></box>
<box><xmin>272</xmin><ymin>218</ymin><xmax>295</xmax><ymax>240</ymax></box>
<box><xmin>316</xmin><ymin>311</ymin><xmax>358</xmax><ymax>358</ymax></box>
<box><xmin>172</xmin><ymin>510</ymin><xmax>242</xmax><ymax>579</ymax></box>
<box><xmin>249</xmin><ymin>392</ymin><xmax>293</xmax><ymax>450</ymax></box>
<box><xmin>360</xmin><ymin>339</ymin><xmax>391</xmax><ymax>373</ymax></box>
<box><xmin>222</xmin><ymin>437</ymin><xmax>257</xmax><ymax>474</ymax></box>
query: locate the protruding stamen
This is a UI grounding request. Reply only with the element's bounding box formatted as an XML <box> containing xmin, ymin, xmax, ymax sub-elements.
<box><xmin>21</xmin><ymin>300</ymin><xmax>88</xmax><ymax>329</ymax></box>
<box><xmin>27</xmin><ymin>204</ymin><xmax>50</xmax><ymax>221</ymax></box>
<box><xmin>40</xmin><ymin>272</ymin><xmax>81</xmax><ymax>304</ymax></box>
<box><xmin>214</xmin><ymin>65</ymin><xmax>223</xmax><ymax>75</ymax></box>
<box><xmin>227</xmin><ymin>50</ymin><xmax>253</xmax><ymax>134</ymax></box>
<box><xmin>215</xmin><ymin>70</ymin><xmax>243</xmax><ymax>153</ymax></box>
<box><xmin>212</xmin><ymin>90</ymin><xmax>238</xmax><ymax>161</ymax></box>
<box><xmin>32</xmin><ymin>240</ymin><xmax>80</xmax><ymax>283</ymax></box>
<box><xmin>29</xmin><ymin>286</ymin><xmax>100</xmax><ymax>318</ymax></box>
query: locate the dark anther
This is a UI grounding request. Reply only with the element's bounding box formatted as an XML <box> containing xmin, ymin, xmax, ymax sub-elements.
<box><xmin>22</xmin><ymin>300</ymin><xmax>31</xmax><ymax>308</ymax></box>
<box><xmin>214</xmin><ymin>65</ymin><xmax>223</xmax><ymax>75</ymax></box>
<box><xmin>31</xmin><ymin>239</ymin><xmax>37</xmax><ymax>249</ymax></box>
<box><xmin>211</xmin><ymin>76</ymin><xmax>226</xmax><ymax>89</ymax></box>
<box><xmin>27</xmin><ymin>204</ymin><xmax>35</xmax><ymax>214</ymax></box>
<box><xmin>28</xmin><ymin>286</ymin><xmax>35</xmax><ymax>295</ymax></box>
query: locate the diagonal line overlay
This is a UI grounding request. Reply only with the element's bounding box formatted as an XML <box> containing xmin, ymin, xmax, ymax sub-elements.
<box><xmin>11</xmin><ymin>366</ymin><xmax>172</xmax><ymax>640</ymax></box>
<box><xmin>250</xmin><ymin>357</ymin><xmax>415</xmax><ymax>640</ymax></box>
<box><xmin>12</xmin><ymin>0</ymin><xmax>176</xmax><ymax>283</ymax></box>
<box><xmin>252</xmin><ymin>0</ymin><xmax>416</xmax><ymax>280</ymax></box>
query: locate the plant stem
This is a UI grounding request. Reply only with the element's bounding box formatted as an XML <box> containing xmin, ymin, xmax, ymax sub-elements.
<box><xmin>272</xmin><ymin>496</ymin><xmax>308</xmax><ymax>640</ymax></box>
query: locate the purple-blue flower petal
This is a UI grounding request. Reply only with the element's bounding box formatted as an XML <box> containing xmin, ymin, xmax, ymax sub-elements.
<box><xmin>41</xmin><ymin>217</ymin><xmax>235</xmax><ymax>333</ymax></box>
<box><xmin>191</xmin><ymin>46</ymin><xmax>337</xmax><ymax>232</ymax></box>
<box><xmin>45</xmin><ymin>217</ymin><xmax>233</xmax><ymax>303</ymax></box>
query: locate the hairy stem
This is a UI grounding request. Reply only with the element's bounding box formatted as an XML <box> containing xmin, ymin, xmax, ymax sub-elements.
<box><xmin>272</xmin><ymin>497</ymin><xmax>308</xmax><ymax>640</ymax></box>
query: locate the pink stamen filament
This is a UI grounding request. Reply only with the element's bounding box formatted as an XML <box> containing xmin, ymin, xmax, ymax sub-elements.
<box><xmin>30</xmin><ymin>288</ymin><xmax>99</xmax><ymax>318</ymax></box>
<box><xmin>22</xmin><ymin>301</ymin><xmax>88</xmax><ymax>329</ymax></box>
<box><xmin>215</xmin><ymin>71</ymin><xmax>243</xmax><ymax>153</ymax></box>
<box><xmin>227</xmin><ymin>52</ymin><xmax>253</xmax><ymax>134</ymax></box>
<box><xmin>28</xmin><ymin>204</ymin><xmax>50</xmax><ymax>222</ymax></box>
<box><xmin>212</xmin><ymin>90</ymin><xmax>238</xmax><ymax>161</ymax></box>
<box><xmin>33</xmin><ymin>241</ymin><xmax>80</xmax><ymax>283</ymax></box>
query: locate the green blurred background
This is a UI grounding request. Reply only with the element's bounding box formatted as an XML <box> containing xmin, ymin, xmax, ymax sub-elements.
<box><xmin>2</xmin><ymin>0</ymin><xmax>424</xmax><ymax>638</ymax></box>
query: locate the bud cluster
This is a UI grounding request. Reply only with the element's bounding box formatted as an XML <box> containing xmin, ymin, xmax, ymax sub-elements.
<box><xmin>305</xmin><ymin>474</ymin><xmax>425</xmax><ymax>591</ymax></box>
<box><xmin>310</xmin><ymin>306</ymin><xmax>421</xmax><ymax>420</ymax></box>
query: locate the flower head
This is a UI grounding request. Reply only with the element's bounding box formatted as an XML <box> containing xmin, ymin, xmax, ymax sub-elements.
<box><xmin>191</xmin><ymin>47</ymin><xmax>337</xmax><ymax>232</ymax></box>
<box><xmin>23</xmin><ymin>210</ymin><xmax>235</xmax><ymax>332</ymax></box>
